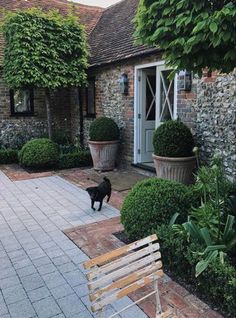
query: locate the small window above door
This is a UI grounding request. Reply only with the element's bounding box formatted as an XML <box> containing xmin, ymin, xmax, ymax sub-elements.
<box><xmin>10</xmin><ymin>88</ymin><xmax>34</xmax><ymax>116</ymax></box>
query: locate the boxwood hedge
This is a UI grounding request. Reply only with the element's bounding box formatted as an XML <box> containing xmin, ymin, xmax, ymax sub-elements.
<box><xmin>19</xmin><ymin>138</ymin><xmax>59</xmax><ymax>169</ymax></box>
<box><xmin>121</xmin><ymin>178</ymin><xmax>199</xmax><ymax>240</ymax></box>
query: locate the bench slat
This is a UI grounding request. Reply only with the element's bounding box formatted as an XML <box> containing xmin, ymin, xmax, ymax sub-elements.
<box><xmin>90</xmin><ymin>261</ymin><xmax>163</xmax><ymax>302</ymax></box>
<box><xmin>84</xmin><ymin>234</ymin><xmax>158</xmax><ymax>269</ymax></box>
<box><xmin>87</xmin><ymin>242</ymin><xmax>160</xmax><ymax>281</ymax></box>
<box><xmin>88</xmin><ymin>252</ymin><xmax>162</xmax><ymax>291</ymax></box>
<box><xmin>91</xmin><ymin>270</ymin><xmax>163</xmax><ymax>312</ymax></box>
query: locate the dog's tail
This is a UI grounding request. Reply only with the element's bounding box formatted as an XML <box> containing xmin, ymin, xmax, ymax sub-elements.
<box><xmin>103</xmin><ymin>176</ymin><xmax>110</xmax><ymax>183</ymax></box>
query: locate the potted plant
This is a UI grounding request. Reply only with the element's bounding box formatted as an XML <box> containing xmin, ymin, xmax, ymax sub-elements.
<box><xmin>152</xmin><ymin>120</ymin><xmax>196</xmax><ymax>184</ymax></box>
<box><xmin>88</xmin><ymin>117</ymin><xmax>120</xmax><ymax>171</ymax></box>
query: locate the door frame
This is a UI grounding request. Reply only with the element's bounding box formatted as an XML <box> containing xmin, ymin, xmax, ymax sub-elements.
<box><xmin>133</xmin><ymin>61</ymin><xmax>178</xmax><ymax>164</ymax></box>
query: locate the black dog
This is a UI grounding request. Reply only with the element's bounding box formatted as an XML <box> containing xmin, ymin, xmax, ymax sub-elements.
<box><xmin>86</xmin><ymin>177</ymin><xmax>111</xmax><ymax>211</ymax></box>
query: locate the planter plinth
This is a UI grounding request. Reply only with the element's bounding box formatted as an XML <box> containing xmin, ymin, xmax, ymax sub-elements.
<box><xmin>152</xmin><ymin>154</ymin><xmax>196</xmax><ymax>184</ymax></box>
<box><xmin>88</xmin><ymin>140</ymin><xmax>119</xmax><ymax>171</ymax></box>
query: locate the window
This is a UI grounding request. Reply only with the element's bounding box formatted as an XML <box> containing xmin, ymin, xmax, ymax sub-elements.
<box><xmin>10</xmin><ymin>89</ymin><xmax>34</xmax><ymax>116</ymax></box>
<box><xmin>86</xmin><ymin>78</ymin><xmax>96</xmax><ymax>117</ymax></box>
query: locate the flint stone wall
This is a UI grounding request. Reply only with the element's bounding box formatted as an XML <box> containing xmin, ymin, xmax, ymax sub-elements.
<box><xmin>194</xmin><ymin>72</ymin><xmax>236</xmax><ymax>182</ymax></box>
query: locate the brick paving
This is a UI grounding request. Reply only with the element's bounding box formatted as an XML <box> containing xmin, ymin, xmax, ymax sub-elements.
<box><xmin>65</xmin><ymin>218</ymin><xmax>224</xmax><ymax>318</ymax></box>
<box><xmin>0</xmin><ymin>170</ymin><xmax>147</xmax><ymax>318</ymax></box>
<box><xmin>0</xmin><ymin>164</ymin><xmax>54</xmax><ymax>181</ymax></box>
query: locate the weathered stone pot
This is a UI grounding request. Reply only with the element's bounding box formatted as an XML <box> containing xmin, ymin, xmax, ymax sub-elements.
<box><xmin>152</xmin><ymin>154</ymin><xmax>196</xmax><ymax>184</ymax></box>
<box><xmin>88</xmin><ymin>140</ymin><xmax>119</xmax><ymax>171</ymax></box>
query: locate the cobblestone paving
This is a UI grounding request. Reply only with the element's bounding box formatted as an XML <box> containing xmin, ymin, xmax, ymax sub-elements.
<box><xmin>0</xmin><ymin>171</ymin><xmax>147</xmax><ymax>318</ymax></box>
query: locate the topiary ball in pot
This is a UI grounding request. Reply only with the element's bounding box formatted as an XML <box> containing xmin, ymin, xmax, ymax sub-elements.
<box><xmin>89</xmin><ymin>117</ymin><xmax>120</xmax><ymax>141</ymax></box>
<box><xmin>88</xmin><ymin>117</ymin><xmax>120</xmax><ymax>171</ymax></box>
<box><xmin>152</xmin><ymin>120</ymin><xmax>196</xmax><ymax>184</ymax></box>
<box><xmin>19</xmin><ymin>138</ymin><xmax>59</xmax><ymax>169</ymax></box>
<box><xmin>121</xmin><ymin>177</ymin><xmax>198</xmax><ymax>241</ymax></box>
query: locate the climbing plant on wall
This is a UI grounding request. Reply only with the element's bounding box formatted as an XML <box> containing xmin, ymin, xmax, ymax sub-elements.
<box><xmin>2</xmin><ymin>8</ymin><xmax>88</xmax><ymax>138</ymax></box>
<box><xmin>134</xmin><ymin>0</ymin><xmax>236</xmax><ymax>74</ymax></box>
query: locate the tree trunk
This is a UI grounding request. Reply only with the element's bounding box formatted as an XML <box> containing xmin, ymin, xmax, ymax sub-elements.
<box><xmin>45</xmin><ymin>88</ymin><xmax>52</xmax><ymax>139</ymax></box>
<box><xmin>77</xmin><ymin>88</ymin><xmax>84</xmax><ymax>148</ymax></box>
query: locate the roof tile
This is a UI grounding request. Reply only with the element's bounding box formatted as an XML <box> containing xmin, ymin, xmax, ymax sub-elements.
<box><xmin>89</xmin><ymin>0</ymin><xmax>158</xmax><ymax>67</ymax></box>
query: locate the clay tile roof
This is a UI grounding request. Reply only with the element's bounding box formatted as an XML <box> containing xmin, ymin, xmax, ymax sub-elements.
<box><xmin>0</xmin><ymin>0</ymin><xmax>104</xmax><ymax>65</ymax></box>
<box><xmin>89</xmin><ymin>0</ymin><xmax>159</xmax><ymax>67</ymax></box>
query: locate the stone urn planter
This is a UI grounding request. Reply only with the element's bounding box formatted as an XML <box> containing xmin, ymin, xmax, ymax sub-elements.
<box><xmin>152</xmin><ymin>154</ymin><xmax>196</xmax><ymax>184</ymax></box>
<box><xmin>153</xmin><ymin>120</ymin><xmax>196</xmax><ymax>185</ymax></box>
<box><xmin>88</xmin><ymin>140</ymin><xmax>119</xmax><ymax>171</ymax></box>
<box><xmin>88</xmin><ymin>117</ymin><xmax>120</xmax><ymax>171</ymax></box>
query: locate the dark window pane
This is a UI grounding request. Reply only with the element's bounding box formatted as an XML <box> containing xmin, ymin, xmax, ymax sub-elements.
<box><xmin>10</xmin><ymin>89</ymin><xmax>34</xmax><ymax>115</ymax></box>
<box><xmin>87</xmin><ymin>79</ymin><xmax>96</xmax><ymax>116</ymax></box>
<box><xmin>146</xmin><ymin>75</ymin><xmax>156</xmax><ymax>121</ymax></box>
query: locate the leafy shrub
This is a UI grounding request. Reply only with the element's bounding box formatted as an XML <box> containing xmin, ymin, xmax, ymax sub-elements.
<box><xmin>0</xmin><ymin>149</ymin><xmax>18</xmax><ymax>164</ymax></box>
<box><xmin>89</xmin><ymin>117</ymin><xmax>120</xmax><ymax>141</ymax></box>
<box><xmin>156</xmin><ymin>224</ymin><xmax>190</xmax><ymax>277</ymax></box>
<box><xmin>153</xmin><ymin>120</ymin><xmax>194</xmax><ymax>157</ymax></box>
<box><xmin>59</xmin><ymin>144</ymin><xmax>78</xmax><ymax>155</ymax></box>
<box><xmin>19</xmin><ymin>138</ymin><xmax>59</xmax><ymax>169</ymax></box>
<box><xmin>121</xmin><ymin>178</ymin><xmax>199</xmax><ymax>240</ymax></box>
<box><xmin>58</xmin><ymin>150</ymin><xmax>92</xmax><ymax>169</ymax></box>
<box><xmin>52</xmin><ymin>130</ymin><xmax>71</xmax><ymax>145</ymax></box>
<box><xmin>172</xmin><ymin>156</ymin><xmax>236</xmax><ymax>276</ymax></box>
<box><xmin>156</xmin><ymin>224</ymin><xmax>236</xmax><ymax>316</ymax></box>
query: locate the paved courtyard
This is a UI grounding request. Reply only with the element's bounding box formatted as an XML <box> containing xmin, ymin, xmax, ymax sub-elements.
<box><xmin>0</xmin><ymin>171</ymin><xmax>147</xmax><ymax>318</ymax></box>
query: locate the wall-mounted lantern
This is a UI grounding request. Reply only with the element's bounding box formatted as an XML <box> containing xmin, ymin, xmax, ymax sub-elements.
<box><xmin>119</xmin><ymin>73</ymin><xmax>129</xmax><ymax>95</ymax></box>
<box><xmin>178</xmin><ymin>70</ymin><xmax>192</xmax><ymax>91</ymax></box>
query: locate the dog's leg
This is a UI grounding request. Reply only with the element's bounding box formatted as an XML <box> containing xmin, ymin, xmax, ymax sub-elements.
<box><xmin>107</xmin><ymin>190</ymin><xmax>111</xmax><ymax>202</ymax></box>
<box><xmin>98</xmin><ymin>200</ymin><xmax>103</xmax><ymax>211</ymax></box>
<box><xmin>91</xmin><ymin>199</ymin><xmax>96</xmax><ymax>211</ymax></box>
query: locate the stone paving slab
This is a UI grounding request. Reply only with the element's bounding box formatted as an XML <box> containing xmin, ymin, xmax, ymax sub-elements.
<box><xmin>0</xmin><ymin>171</ymin><xmax>146</xmax><ymax>318</ymax></box>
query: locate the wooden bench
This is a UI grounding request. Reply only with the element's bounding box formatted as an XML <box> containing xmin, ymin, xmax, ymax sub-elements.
<box><xmin>83</xmin><ymin>234</ymin><xmax>178</xmax><ymax>318</ymax></box>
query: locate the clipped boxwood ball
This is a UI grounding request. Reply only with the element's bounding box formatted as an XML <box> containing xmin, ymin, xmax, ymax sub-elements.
<box><xmin>89</xmin><ymin>117</ymin><xmax>120</xmax><ymax>141</ymax></box>
<box><xmin>121</xmin><ymin>178</ymin><xmax>198</xmax><ymax>240</ymax></box>
<box><xmin>153</xmin><ymin>120</ymin><xmax>194</xmax><ymax>157</ymax></box>
<box><xmin>19</xmin><ymin>138</ymin><xmax>59</xmax><ymax>169</ymax></box>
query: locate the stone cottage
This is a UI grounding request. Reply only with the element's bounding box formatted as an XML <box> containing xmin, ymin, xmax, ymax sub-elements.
<box><xmin>0</xmin><ymin>0</ymin><xmax>235</xmax><ymax>180</ymax></box>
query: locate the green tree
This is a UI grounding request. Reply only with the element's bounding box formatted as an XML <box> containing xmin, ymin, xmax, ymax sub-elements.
<box><xmin>2</xmin><ymin>8</ymin><xmax>88</xmax><ymax>138</ymax></box>
<box><xmin>134</xmin><ymin>1</ymin><xmax>236</xmax><ymax>74</ymax></box>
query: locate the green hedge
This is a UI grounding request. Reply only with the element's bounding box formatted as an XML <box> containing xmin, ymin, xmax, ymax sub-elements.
<box><xmin>156</xmin><ymin>224</ymin><xmax>236</xmax><ymax>316</ymax></box>
<box><xmin>89</xmin><ymin>117</ymin><xmax>120</xmax><ymax>141</ymax></box>
<box><xmin>58</xmin><ymin>150</ymin><xmax>92</xmax><ymax>169</ymax></box>
<box><xmin>153</xmin><ymin>120</ymin><xmax>194</xmax><ymax>157</ymax></box>
<box><xmin>19</xmin><ymin>138</ymin><xmax>59</xmax><ymax>169</ymax></box>
<box><xmin>0</xmin><ymin>149</ymin><xmax>18</xmax><ymax>164</ymax></box>
<box><xmin>121</xmin><ymin>178</ymin><xmax>199</xmax><ymax>240</ymax></box>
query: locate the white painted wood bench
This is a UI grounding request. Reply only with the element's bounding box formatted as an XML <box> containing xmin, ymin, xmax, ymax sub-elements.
<box><xmin>83</xmin><ymin>234</ymin><xmax>178</xmax><ymax>318</ymax></box>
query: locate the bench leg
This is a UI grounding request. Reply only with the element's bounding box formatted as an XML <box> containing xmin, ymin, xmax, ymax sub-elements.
<box><xmin>154</xmin><ymin>279</ymin><xmax>162</xmax><ymax>318</ymax></box>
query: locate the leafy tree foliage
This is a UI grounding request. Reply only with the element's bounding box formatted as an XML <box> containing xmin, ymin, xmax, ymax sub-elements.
<box><xmin>2</xmin><ymin>8</ymin><xmax>88</xmax><ymax>137</ymax></box>
<box><xmin>134</xmin><ymin>0</ymin><xmax>236</xmax><ymax>74</ymax></box>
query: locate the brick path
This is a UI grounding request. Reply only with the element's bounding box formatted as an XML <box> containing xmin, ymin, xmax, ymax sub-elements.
<box><xmin>0</xmin><ymin>170</ymin><xmax>147</xmax><ymax>318</ymax></box>
<box><xmin>65</xmin><ymin>218</ymin><xmax>224</xmax><ymax>318</ymax></box>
